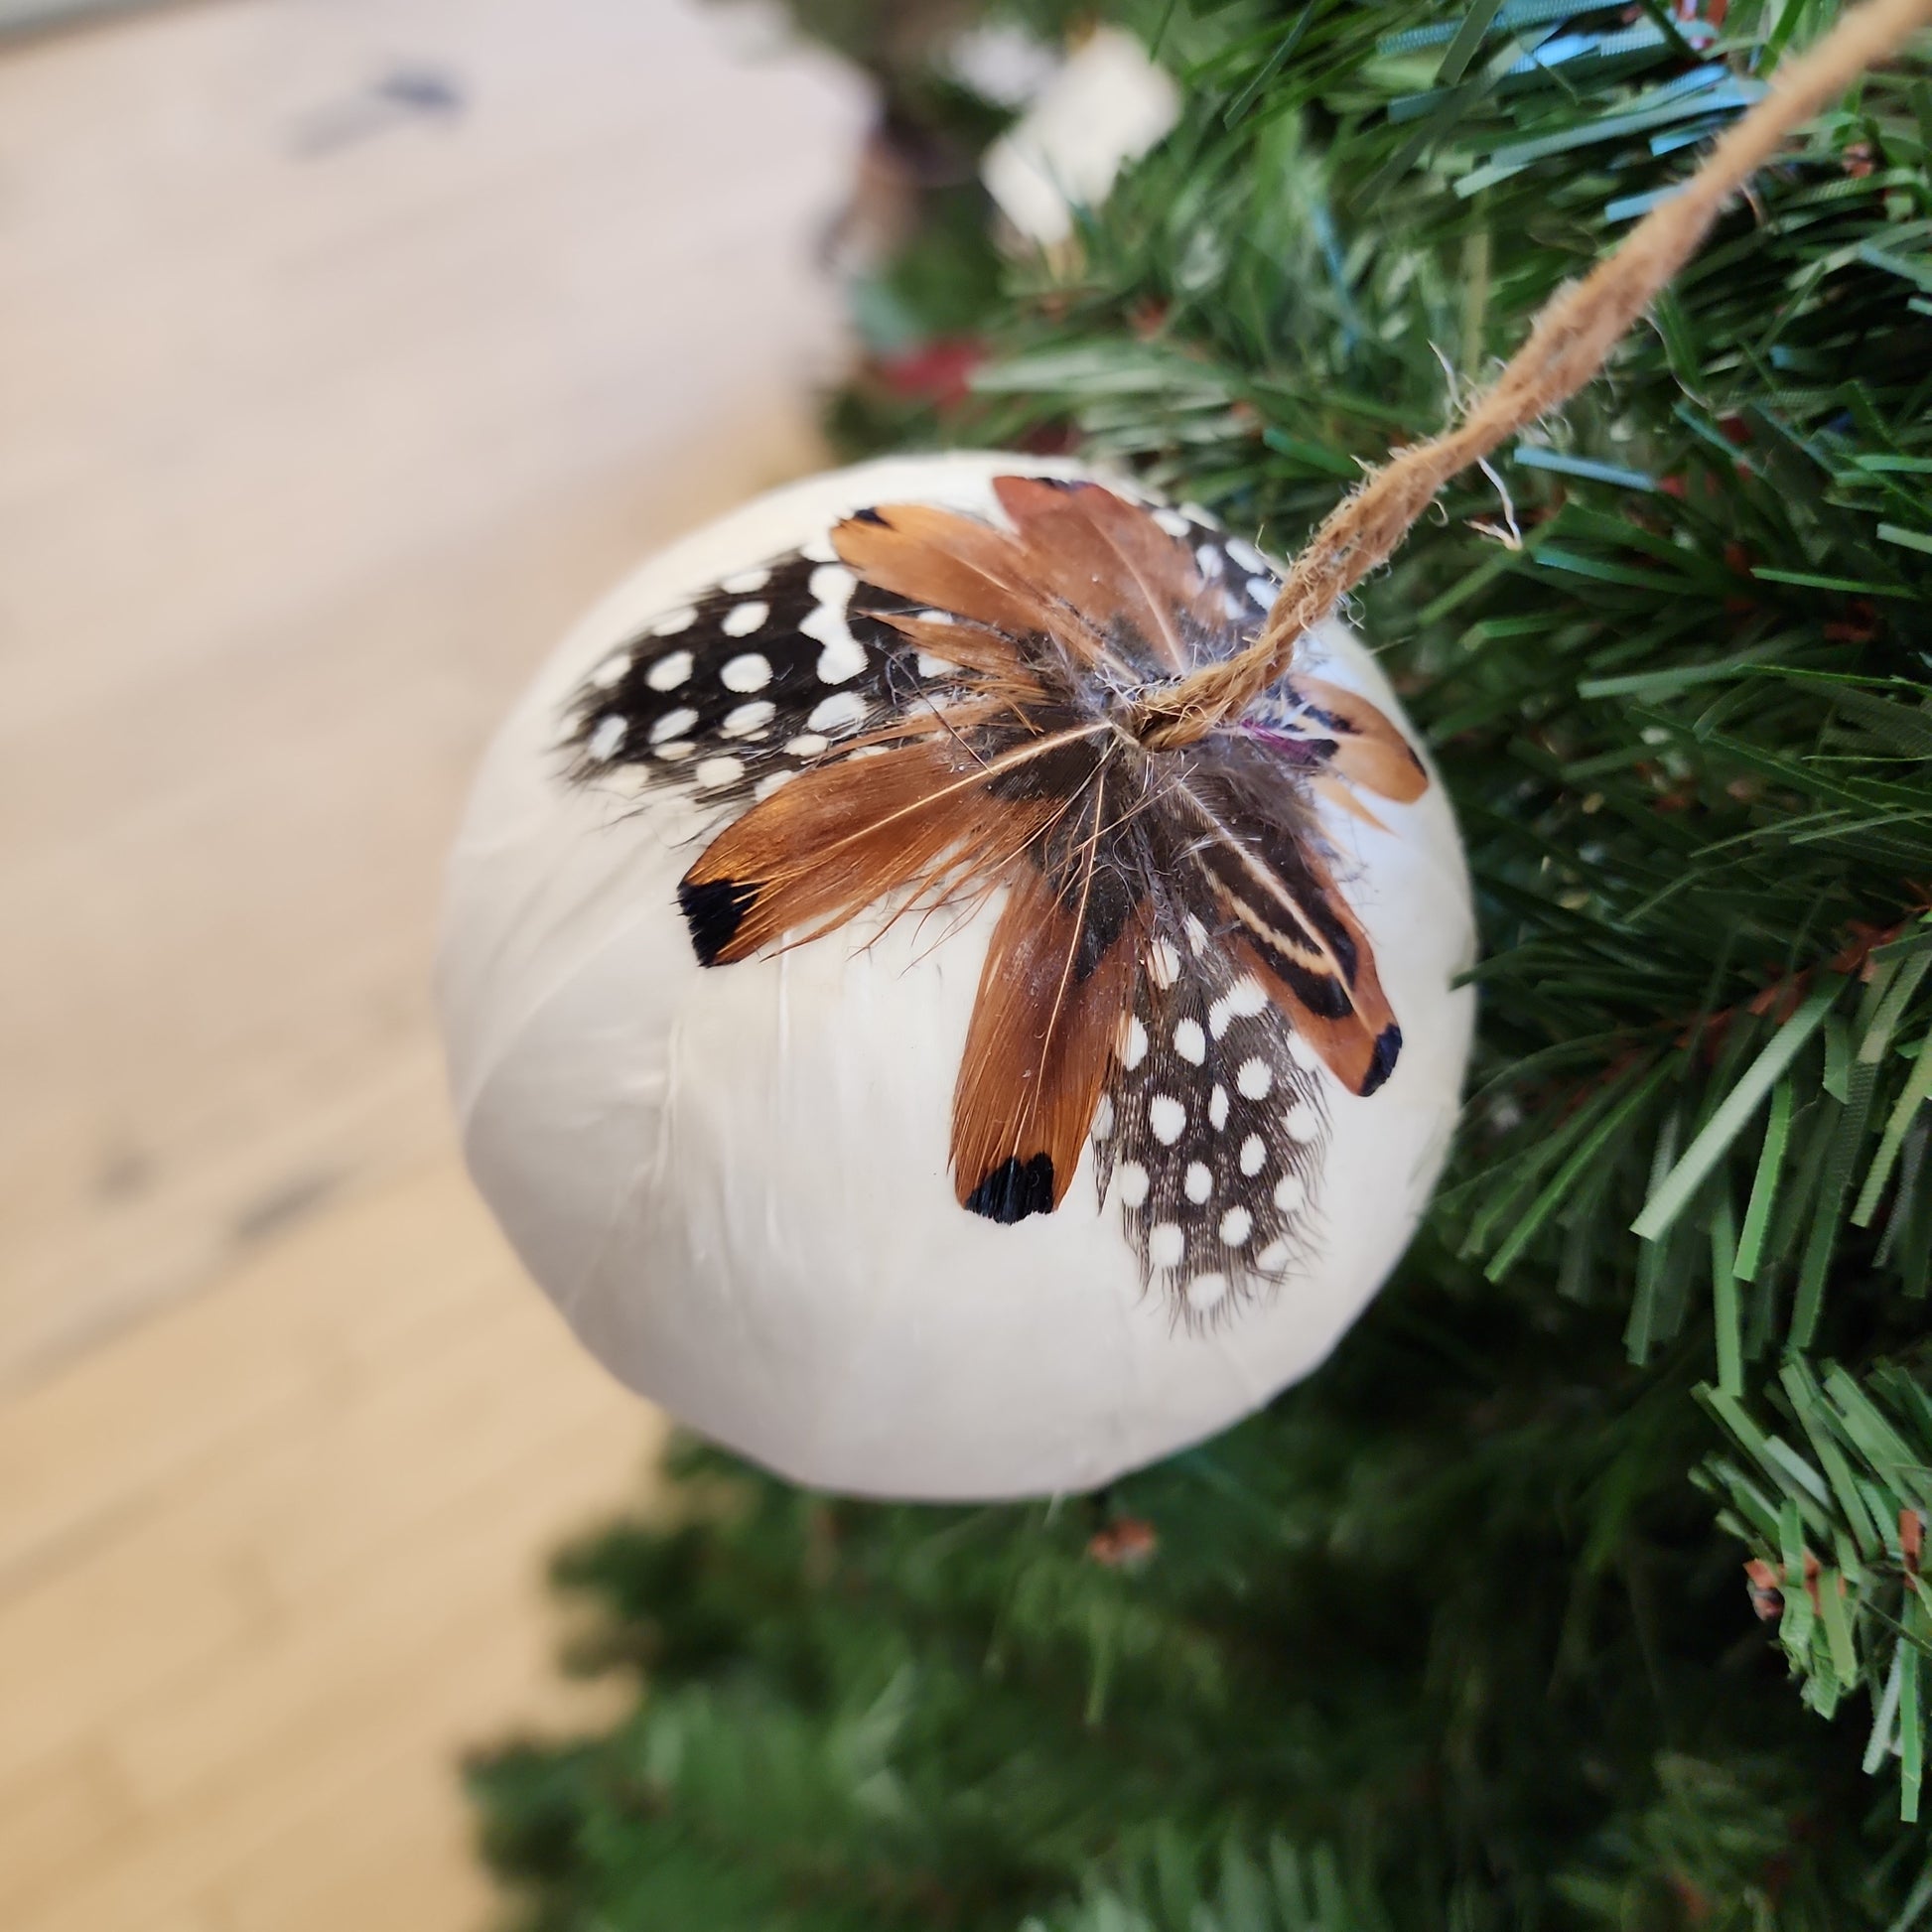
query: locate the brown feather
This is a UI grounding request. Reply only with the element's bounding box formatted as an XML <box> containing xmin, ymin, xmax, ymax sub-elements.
<box><xmin>1313</xmin><ymin>772</ymin><xmax>1392</xmax><ymax>836</ymax></box>
<box><xmin>680</xmin><ymin>740</ymin><xmax>1030</xmax><ymax>966</ymax></box>
<box><xmin>1254</xmin><ymin>970</ymin><xmax>1400</xmax><ymax>1097</ymax></box>
<box><xmin>1162</xmin><ymin>768</ymin><xmax>1403</xmax><ymax>1098</ymax></box>
<box><xmin>679</xmin><ymin>729</ymin><xmax>1110</xmax><ymax>967</ymax></box>
<box><xmin>863</xmin><ymin>609</ymin><xmax>1034</xmax><ymax>681</ymax></box>
<box><xmin>1285</xmin><ymin>675</ymin><xmax>1429</xmax><ymax>803</ymax></box>
<box><xmin>1224</xmin><ymin>840</ymin><xmax>1402</xmax><ymax>1098</ymax></box>
<box><xmin>991</xmin><ymin>476</ymin><xmax>1222</xmax><ymax>673</ymax></box>
<box><xmin>950</xmin><ymin>807</ymin><xmax>1144</xmax><ymax>1221</ymax></box>
<box><xmin>832</xmin><ymin>505</ymin><xmax>1110</xmax><ymax>668</ymax></box>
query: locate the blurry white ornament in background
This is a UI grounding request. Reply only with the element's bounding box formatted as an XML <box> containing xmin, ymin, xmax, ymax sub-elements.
<box><xmin>438</xmin><ymin>453</ymin><xmax>1474</xmax><ymax>1500</ymax></box>
<box><xmin>981</xmin><ymin>27</ymin><xmax>1180</xmax><ymax>249</ymax></box>
<box><xmin>945</xmin><ymin>22</ymin><xmax>1061</xmax><ymax>108</ymax></box>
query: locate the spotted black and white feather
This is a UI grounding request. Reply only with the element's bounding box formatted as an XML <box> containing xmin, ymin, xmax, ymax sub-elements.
<box><xmin>559</xmin><ymin>476</ymin><xmax>1429</xmax><ymax>1324</ymax></box>
<box><xmin>566</xmin><ymin>539</ymin><xmax>964</xmax><ymax>809</ymax></box>
<box><xmin>1095</xmin><ymin>933</ymin><xmax>1327</xmax><ymax>1325</ymax></box>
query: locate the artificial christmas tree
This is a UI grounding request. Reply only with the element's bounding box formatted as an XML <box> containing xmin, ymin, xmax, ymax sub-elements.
<box><xmin>462</xmin><ymin>2</ymin><xmax>1932</xmax><ymax>1923</ymax></box>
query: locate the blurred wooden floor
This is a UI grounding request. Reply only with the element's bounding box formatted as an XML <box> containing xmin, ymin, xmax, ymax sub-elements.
<box><xmin>0</xmin><ymin>2</ymin><xmax>863</xmax><ymax>1926</ymax></box>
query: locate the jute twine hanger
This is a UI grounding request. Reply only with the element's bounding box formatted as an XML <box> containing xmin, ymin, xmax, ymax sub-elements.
<box><xmin>1134</xmin><ymin>0</ymin><xmax>1932</xmax><ymax>752</ymax></box>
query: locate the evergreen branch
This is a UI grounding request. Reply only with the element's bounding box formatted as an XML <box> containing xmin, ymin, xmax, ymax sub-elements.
<box><xmin>1632</xmin><ymin>983</ymin><xmax>1839</xmax><ymax>1241</ymax></box>
<box><xmin>1697</xmin><ymin>1362</ymin><xmax>1932</xmax><ymax>1819</ymax></box>
<box><xmin>1136</xmin><ymin>0</ymin><xmax>1932</xmax><ymax>748</ymax></box>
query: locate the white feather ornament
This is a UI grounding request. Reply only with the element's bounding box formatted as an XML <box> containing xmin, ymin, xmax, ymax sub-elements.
<box><xmin>438</xmin><ymin>452</ymin><xmax>1475</xmax><ymax>1500</ymax></box>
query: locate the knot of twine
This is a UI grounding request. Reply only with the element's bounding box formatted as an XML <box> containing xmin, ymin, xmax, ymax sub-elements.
<box><xmin>1136</xmin><ymin>0</ymin><xmax>1932</xmax><ymax>753</ymax></box>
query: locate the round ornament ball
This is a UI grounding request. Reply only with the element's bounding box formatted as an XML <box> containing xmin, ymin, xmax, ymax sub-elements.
<box><xmin>438</xmin><ymin>452</ymin><xmax>1474</xmax><ymax>1500</ymax></box>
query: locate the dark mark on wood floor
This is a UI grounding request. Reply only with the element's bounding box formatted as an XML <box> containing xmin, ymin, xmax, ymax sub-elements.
<box><xmin>233</xmin><ymin>1169</ymin><xmax>344</xmax><ymax>1244</ymax></box>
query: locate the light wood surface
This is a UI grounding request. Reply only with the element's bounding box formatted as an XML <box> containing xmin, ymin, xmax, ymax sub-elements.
<box><xmin>0</xmin><ymin>1</ymin><xmax>865</xmax><ymax>1925</ymax></box>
